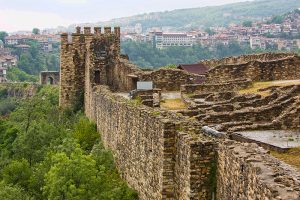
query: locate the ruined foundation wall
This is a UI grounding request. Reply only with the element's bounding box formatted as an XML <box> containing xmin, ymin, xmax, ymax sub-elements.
<box><xmin>141</xmin><ymin>68</ymin><xmax>204</xmax><ymax>91</ymax></box>
<box><xmin>201</xmin><ymin>52</ymin><xmax>296</xmax><ymax>68</ymax></box>
<box><xmin>205</xmin><ymin>55</ymin><xmax>300</xmax><ymax>83</ymax></box>
<box><xmin>181</xmin><ymin>79</ymin><xmax>252</xmax><ymax>94</ymax></box>
<box><xmin>217</xmin><ymin>141</ymin><xmax>300</xmax><ymax>200</ymax></box>
<box><xmin>174</xmin><ymin>132</ymin><xmax>217</xmax><ymax>200</ymax></box>
<box><xmin>90</xmin><ymin>86</ymin><xmax>216</xmax><ymax>200</ymax></box>
<box><xmin>40</xmin><ymin>71</ymin><xmax>60</xmax><ymax>85</ymax></box>
<box><xmin>110</xmin><ymin>59</ymin><xmax>142</xmax><ymax>91</ymax></box>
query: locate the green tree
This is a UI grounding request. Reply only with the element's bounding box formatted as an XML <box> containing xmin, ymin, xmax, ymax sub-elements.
<box><xmin>205</xmin><ymin>28</ymin><xmax>216</xmax><ymax>36</ymax></box>
<box><xmin>2</xmin><ymin>159</ymin><xmax>32</xmax><ymax>189</ymax></box>
<box><xmin>242</xmin><ymin>20</ymin><xmax>253</xmax><ymax>27</ymax></box>
<box><xmin>0</xmin><ymin>86</ymin><xmax>138</xmax><ymax>200</ymax></box>
<box><xmin>0</xmin><ymin>31</ymin><xmax>8</xmax><ymax>44</ymax></box>
<box><xmin>73</xmin><ymin>117</ymin><xmax>99</xmax><ymax>151</ymax></box>
<box><xmin>0</xmin><ymin>182</ymin><xmax>31</xmax><ymax>200</ymax></box>
<box><xmin>268</xmin><ymin>15</ymin><xmax>284</xmax><ymax>24</ymax></box>
<box><xmin>32</xmin><ymin>28</ymin><xmax>40</xmax><ymax>35</ymax></box>
<box><xmin>43</xmin><ymin>149</ymin><xmax>104</xmax><ymax>200</ymax></box>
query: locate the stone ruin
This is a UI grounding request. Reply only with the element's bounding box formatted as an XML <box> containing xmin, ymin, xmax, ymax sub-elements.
<box><xmin>59</xmin><ymin>27</ymin><xmax>300</xmax><ymax>199</ymax></box>
<box><xmin>40</xmin><ymin>71</ymin><xmax>60</xmax><ymax>85</ymax></box>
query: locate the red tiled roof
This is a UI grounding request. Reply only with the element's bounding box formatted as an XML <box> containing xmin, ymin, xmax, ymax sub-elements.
<box><xmin>177</xmin><ymin>63</ymin><xmax>210</xmax><ymax>75</ymax></box>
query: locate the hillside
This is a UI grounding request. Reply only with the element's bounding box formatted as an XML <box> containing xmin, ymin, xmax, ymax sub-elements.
<box><xmin>93</xmin><ymin>0</ymin><xmax>300</xmax><ymax>30</ymax></box>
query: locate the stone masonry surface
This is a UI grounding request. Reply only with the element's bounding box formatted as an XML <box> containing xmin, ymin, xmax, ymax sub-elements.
<box><xmin>59</xmin><ymin>27</ymin><xmax>300</xmax><ymax>199</ymax></box>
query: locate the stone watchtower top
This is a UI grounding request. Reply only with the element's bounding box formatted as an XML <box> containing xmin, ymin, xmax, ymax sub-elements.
<box><xmin>60</xmin><ymin>26</ymin><xmax>120</xmax><ymax>45</ymax></box>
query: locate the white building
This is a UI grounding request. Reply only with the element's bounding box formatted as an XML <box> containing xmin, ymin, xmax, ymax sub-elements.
<box><xmin>0</xmin><ymin>67</ymin><xmax>7</xmax><ymax>83</ymax></box>
<box><xmin>135</xmin><ymin>23</ymin><xmax>143</xmax><ymax>34</ymax></box>
<box><xmin>250</xmin><ymin>37</ymin><xmax>266</xmax><ymax>50</ymax></box>
<box><xmin>0</xmin><ymin>40</ymin><xmax>3</xmax><ymax>49</ymax></box>
<box><xmin>147</xmin><ymin>31</ymin><xmax>195</xmax><ymax>49</ymax></box>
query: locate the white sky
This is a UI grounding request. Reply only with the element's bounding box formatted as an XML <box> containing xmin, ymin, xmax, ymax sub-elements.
<box><xmin>0</xmin><ymin>0</ymin><xmax>252</xmax><ymax>32</ymax></box>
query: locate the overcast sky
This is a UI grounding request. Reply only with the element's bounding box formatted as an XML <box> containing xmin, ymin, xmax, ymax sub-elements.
<box><xmin>0</xmin><ymin>0</ymin><xmax>252</xmax><ymax>32</ymax></box>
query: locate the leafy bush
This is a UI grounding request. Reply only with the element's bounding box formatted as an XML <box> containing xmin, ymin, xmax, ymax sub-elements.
<box><xmin>0</xmin><ymin>99</ymin><xmax>18</xmax><ymax>115</ymax></box>
<box><xmin>0</xmin><ymin>182</ymin><xmax>30</xmax><ymax>200</ymax></box>
<box><xmin>73</xmin><ymin>117</ymin><xmax>99</xmax><ymax>151</ymax></box>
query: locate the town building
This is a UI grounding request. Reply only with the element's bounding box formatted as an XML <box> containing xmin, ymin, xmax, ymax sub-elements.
<box><xmin>0</xmin><ymin>67</ymin><xmax>7</xmax><ymax>83</ymax></box>
<box><xmin>146</xmin><ymin>31</ymin><xmax>195</xmax><ymax>49</ymax></box>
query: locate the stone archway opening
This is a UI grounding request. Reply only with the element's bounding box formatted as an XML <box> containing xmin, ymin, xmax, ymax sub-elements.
<box><xmin>40</xmin><ymin>71</ymin><xmax>60</xmax><ymax>85</ymax></box>
<box><xmin>47</xmin><ymin>76</ymin><xmax>54</xmax><ymax>85</ymax></box>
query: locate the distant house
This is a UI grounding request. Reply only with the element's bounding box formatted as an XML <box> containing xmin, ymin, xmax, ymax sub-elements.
<box><xmin>39</xmin><ymin>40</ymin><xmax>53</xmax><ymax>52</ymax></box>
<box><xmin>177</xmin><ymin>63</ymin><xmax>210</xmax><ymax>84</ymax></box>
<box><xmin>0</xmin><ymin>55</ymin><xmax>17</xmax><ymax>68</ymax></box>
<box><xmin>0</xmin><ymin>67</ymin><xmax>7</xmax><ymax>83</ymax></box>
<box><xmin>0</xmin><ymin>40</ymin><xmax>4</xmax><ymax>49</ymax></box>
<box><xmin>15</xmin><ymin>44</ymin><xmax>30</xmax><ymax>51</ymax></box>
<box><xmin>250</xmin><ymin>37</ymin><xmax>266</xmax><ymax>50</ymax></box>
<box><xmin>5</xmin><ymin>35</ymin><xmax>30</xmax><ymax>46</ymax></box>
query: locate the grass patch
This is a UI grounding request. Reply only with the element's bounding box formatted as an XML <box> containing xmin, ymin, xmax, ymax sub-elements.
<box><xmin>161</xmin><ymin>98</ymin><xmax>187</xmax><ymax>110</ymax></box>
<box><xmin>271</xmin><ymin>147</ymin><xmax>300</xmax><ymax>170</ymax></box>
<box><xmin>239</xmin><ymin>80</ymin><xmax>300</xmax><ymax>96</ymax></box>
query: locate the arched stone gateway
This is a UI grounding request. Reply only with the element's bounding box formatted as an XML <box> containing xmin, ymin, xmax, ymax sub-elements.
<box><xmin>40</xmin><ymin>71</ymin><xmax>60</xmax><ymax>85</ymax></box>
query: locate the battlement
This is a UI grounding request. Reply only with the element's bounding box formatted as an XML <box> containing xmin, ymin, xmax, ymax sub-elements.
<box><xmin>60</xmin><ymin>26</ymin><xmax>120</xmax><ymax>45</ymax></box>
<box><xmin>59</xmin><ymin>26</ymin><xmax>121</xmax><ymax>108</ymax></box>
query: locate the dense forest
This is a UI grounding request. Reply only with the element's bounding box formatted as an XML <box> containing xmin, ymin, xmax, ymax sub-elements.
<box><xmin>121</xmin><ymin>41</ymin><xmax>264</xmax><ymax>68</ymax></box>
<box><xmin>7</xmin><ymin>40</ymin><xmax>60</xmax><ymax>82</ymax></box>
<box><xmin>97</xmin><ymin>0</ymin><xmax>300</xmax><ymax>30</ymax></box>
<box><xmin>0</xmin><ymin>85</ymin><xmax>138</xmax><ymax>199</ymax></box>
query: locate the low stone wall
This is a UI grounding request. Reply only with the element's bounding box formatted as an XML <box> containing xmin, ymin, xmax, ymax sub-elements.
<box><xmin>217</xmin><ymin>140</ymin><xmax>300</xmax><ymax>199</ymax></box>
<box><xmin>200</xmin><ymin>52</ymin><xmax>295</xmax><ymax>68</ymax></box>
<box><xmin>90</xmin><ymin>86</ymin><xmax>216</xmax><ymax>200</ymax></box>
<box><xmin>0</xmin><ymin>83</ymin><xmax>38</xmax><ymax>98</ymax></box>
<box><xmin>205</xmin><ymin>55</ymin><xmax>300</xmax><ymax>82</ymax></box>
<box><xmin>181</xmin><ymin>79</ymin><xmax>252</xmax><ymax>94</ymax></box>
<box><xmin>141</xmin><ymin>68</ymin><xmax>204</xmax><ymax>91</ymax></box>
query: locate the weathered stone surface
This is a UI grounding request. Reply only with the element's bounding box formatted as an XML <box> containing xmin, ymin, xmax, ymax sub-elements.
<box><xmin>91</xmin><ymin>86</ymin><xmax>216</xmax><ymax>200</ymax></box>
<box><xmin>40</xmin><ymin>71</ymin><xmax>60</xmax><ymax>85</ymax></box>
<box><xmin>203</xmin><ymin>53</ymin><xmax>300</xmax><ymax>82</ymax></box>
<box><xmin>59</xmin><ymin>28</ymin><xmax>300</xmax><ymax>200</ymax></box>
<box><xmin>217</xmin><ymin>141</ymin><xmax>300</xmax><ymax>200</ymax></box>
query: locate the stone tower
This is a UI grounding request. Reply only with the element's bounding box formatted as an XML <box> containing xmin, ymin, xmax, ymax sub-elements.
<box><xmin>59</xmin><ymin>26</ymin><xmax>121</xmax><ymax>109</ymax></box>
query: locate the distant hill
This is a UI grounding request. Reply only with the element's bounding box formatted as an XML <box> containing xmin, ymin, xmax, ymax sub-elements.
<box><xmin>88</xmin><ymin>0</ymin><xmax>300</xmax><ymax>30</ymax></box>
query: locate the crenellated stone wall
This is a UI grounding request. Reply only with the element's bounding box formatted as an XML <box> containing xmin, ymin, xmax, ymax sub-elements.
<box><xmin>60</xmin><ymin>27</ymin><xmax>205</xmax><ymax>109</ymax></box>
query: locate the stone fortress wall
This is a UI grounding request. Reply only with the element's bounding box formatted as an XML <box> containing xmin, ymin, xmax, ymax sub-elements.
<box><xmin>200</xmin><ymin>53</ymin><xmax>300</xmax><ymax>83</ymax></box>
<box><xmin>201</xmin><ymin>52</ymin><xmax>296</xmax><ymax>68</ymax></box>
<box><xmin>90</xmin><ymin>86</ymin><xmax>217</xmax><ymax>200</ymax></box>
<box><xmin>59</xmin><ymin>28</ymin><xmax>300</xmax><ymax>199</ymax></box>
<box><xmin>60</xmin><ymin>27</ymin><xmax>202</xmax><ymax>109</ymax></box>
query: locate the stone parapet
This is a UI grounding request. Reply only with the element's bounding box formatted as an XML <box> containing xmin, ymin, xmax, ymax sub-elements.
<box><xmin>217</xmin><ymin>140</ymin><xmax>300</xmax><ymax>200</ymax></box>
<box><xmin>90</xmin><ymin>86</ymin><xmax>216</xmax><ymax>199</ymax></box>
